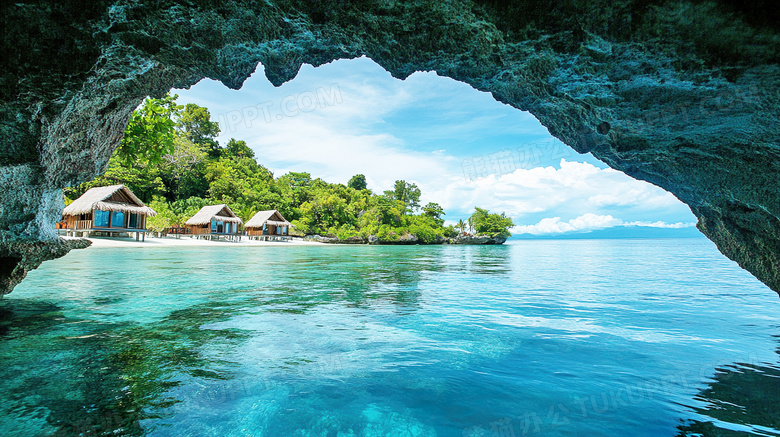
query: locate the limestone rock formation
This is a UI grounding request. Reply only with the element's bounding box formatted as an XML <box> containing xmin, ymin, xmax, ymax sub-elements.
<box><xmin>1</xmin><ymin>1</ymin><xmax>779</xmax><ymax>295</ymax></box>
<box><xmin>0</xmin><ymin>238</ymin><xmax>91</xmax><ymax>294</ymax></box>
<box><xmin>396</xmin><ymin>234</ymin><xmax>419</xmax><ymax>245</ymax></box>
<box><xmin>340</xmin><ymin>236</ymin><xmax>368</xmax><ymax>244</ymax></box>
<box><xmin>448</xmin><ymin>235</ymin><xmax>508</xmax><ymax>245</ymax></box>
<box><xmin>304</xmin><ymin>235</ymin><xmax>340</xmax><ymax>244</ymax></box>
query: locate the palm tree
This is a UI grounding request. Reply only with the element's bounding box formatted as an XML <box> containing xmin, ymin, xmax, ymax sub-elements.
<box><xmin>238</xmin><ymin>205</ymin><xmax>256</xmax><ymax>226</ymax></box>
<box><xmin>457</xmin><ymin>219</ymin><xmax>466</xmax><ymax>235</ymax></box>
<box><xmin>467</xmin><ymin>217</ymin><xmax>474</xmax><ymax>235</ymax></box>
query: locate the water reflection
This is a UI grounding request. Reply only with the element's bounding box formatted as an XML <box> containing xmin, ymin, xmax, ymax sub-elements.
<box><xmin>471</xmin><ymin>246</ymin><xmax>512</xmax><ymax>275</ymax></box>
<box><xmin>677</xmin><ymin>336</ymin><xmax>780</xmax><ymax>436</ymax></box>
<box><xmin>267</xmin><ymin>246</ymin><xmax>450</xmax><ymax>310</ymax></box>
<box><xmin>442</xmin><ymin>245</ymin><xmax>513</xmax><ymax>276</ymax></box>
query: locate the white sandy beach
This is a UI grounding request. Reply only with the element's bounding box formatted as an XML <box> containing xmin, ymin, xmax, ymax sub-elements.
<box><xmin>63</xmin><ymin>235</ymin><xmax>325</xmax><ymax>248</ymax></box>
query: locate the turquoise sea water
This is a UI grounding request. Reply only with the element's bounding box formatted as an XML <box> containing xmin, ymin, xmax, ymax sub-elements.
<box><xmin>1</xmin><ymin>239</ymin><xmax>779</xmax><ymax>436</ymax></box>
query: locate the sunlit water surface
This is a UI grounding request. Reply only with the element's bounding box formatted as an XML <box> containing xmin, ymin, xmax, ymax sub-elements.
<box><xmin>2</xmin><ymin>239</ymin><xmax>779</xmax><ymax>436</ymax></box>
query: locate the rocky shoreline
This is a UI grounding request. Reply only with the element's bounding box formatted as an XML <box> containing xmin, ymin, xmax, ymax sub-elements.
<box><xmin>303</xmin><ymin>234</ymin><xmax>508</xmax><ymax>245</ymax></box>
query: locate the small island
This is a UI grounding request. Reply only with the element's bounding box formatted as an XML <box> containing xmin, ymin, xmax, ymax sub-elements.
<box><xmin>64</xmin><ymin>95</ymin><xmax>514</xmax><ymax>245</ymax></box>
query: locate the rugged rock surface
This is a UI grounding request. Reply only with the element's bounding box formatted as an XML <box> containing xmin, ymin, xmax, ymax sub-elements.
<box><xmin>396</xmin><ymin>234</ymin><xmax>419</xmax><ymax>245</ymax></box>
<box><xmin>1</xmin><ymin>1</ymin><xmax>779</xmax><ymax>295</ymax></box>
<box><xmin>303</xmin><ymin>235</ymin><xmax>339</xmax><ymax>244</ymax></box>
<box><xmin>0</xmin><ymin>238</ymin><xmax>91</xmax><ymax>294</ymax></box>
<box><xmin>341</xmin><ymin>236</ymin><xmax>368</xmax><ymax>244</ymax></box>
<box><xmin>448</xmin><ymin>235</ymin><xmax>508</xmax><ymax>245</ymax></box>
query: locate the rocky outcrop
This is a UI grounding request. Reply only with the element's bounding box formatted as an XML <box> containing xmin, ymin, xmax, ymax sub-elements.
<box><xmin>1</xmin><ymin>1</ymin><xmax>779</xmax><ymax>295</ymax></box>
<box><xmin>396</xmin><ymin>234</ymin><xmax>419</xmax><ymax>245</ymax></box>
<box><xmin>0</xmin><ymin>238</ymin><xmax>91</xmax><ymax>294</ymax></box>
<box><xmin>336</xmin><ymin>236</ymin><xmax>367</xmax><ymax>244</ymax></box>
<box><xmin>309</xmin><ymin>233</ymin><xmax>506</xmax><ymax>245</ymax></box>
<box><xmin>303</xmin><ymin>235</ymin><xmax>339</xmax><ymax>244</ymax></box>
<box><xmin>448</xmin><ymin>235</ymin><xmax>507</xmax><ymax>245</ymax></box>
<box><xmin>307</xmin><ymin>234</ymin><xmax>420</xmax><ymax>245</ymax></box>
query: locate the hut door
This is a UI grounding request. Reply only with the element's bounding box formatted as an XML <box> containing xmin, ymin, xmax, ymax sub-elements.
<box><xmin>217</xmin><ymin>222</ymin><xmax>224</xmax><ymax>233</ymax></box>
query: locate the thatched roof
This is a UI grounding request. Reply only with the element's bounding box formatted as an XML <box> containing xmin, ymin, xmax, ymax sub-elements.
<box><xmin>63</xmin><ymin>184</ymin><xmax>157</xmax><ymax>217</ymax></box>
<box><xmin>245</xmin><ymin>210</ymin><xmax>291</xmax><ymax>229</ymax></box>
<box><xmin>185</xmin><ymin>204</ymin><xmax>243</xmax><ymax>226</ymax></box>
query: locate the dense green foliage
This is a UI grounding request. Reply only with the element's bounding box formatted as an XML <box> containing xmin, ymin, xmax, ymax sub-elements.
<box><xmin>347</xmin><ymin>174</ymin><xmax>367</xmax><ymax>191</ymax></box>
<box><xmin>470</xmin><ymin>207</ymin><xmax>515</xmax><ymax>238</ymax></box>
<box><xmin>65</xmin><ymin>95</ymin><xmax>514</xmax><ymax>243</ymax></box>
<box><xmin>115</xmin><ymin>95</ymin><xmax>182</xmax><ymax>166</ymax></box>
<box><xmin>387</xmin><ymin>180</ymin><xmax>421</xmax><ymax>214</ymax></box>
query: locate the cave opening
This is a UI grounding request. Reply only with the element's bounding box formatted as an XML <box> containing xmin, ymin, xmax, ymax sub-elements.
<box><xmin>160</xmin><ymin>56</ymin><xmax>698</xmax><ymax>238</ymax></box>
<box><xmin>1</xmin><ymin>2</ymin><xmax>779</xmax><ymax>435</ymax></box>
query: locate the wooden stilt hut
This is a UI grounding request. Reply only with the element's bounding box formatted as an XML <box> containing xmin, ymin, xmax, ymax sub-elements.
<box><xmin>245</xmin><ymin>210</ymin><xmax>292</xmax><ymax>241</ymax></box>
<box><xmin>184</xmin><ymin>204</ymin><xmax>243</xmax><ymax>241</ymax></box>
<box><xmin>62</xmin><ymin>184</ymin><xmax>156</xmax><ymax>241</ymax></box>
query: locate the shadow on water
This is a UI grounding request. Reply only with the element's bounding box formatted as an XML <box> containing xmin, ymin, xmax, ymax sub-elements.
<box><xmin>0</xmin><ymin>299</ymin><xmax>64</xmax><ymax>338</ymax></box>
<box><xmin>0</xmin><ymin>299</ymin><xmax>145</xmax><ymax>436</ymax></box>
<box><xmin>0</xmin><ymin>298</ymin><xmax>253</xmax><ymax>436</ymax></box>
<box><xmin>677</xmin><ymin>335</ymin><xmax>780</xmax><ymax>437</ymax></box>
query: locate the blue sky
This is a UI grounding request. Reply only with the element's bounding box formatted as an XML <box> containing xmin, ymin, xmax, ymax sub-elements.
<box><xmin>174</xmin><ymin>56</ymin><xmax>698</xmax><ymax>236</ymax></box>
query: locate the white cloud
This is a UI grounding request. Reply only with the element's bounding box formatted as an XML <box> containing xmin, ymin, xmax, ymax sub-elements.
<box><xmin>512</xmin><ymin>214</ymin><xmax>697</xmax><ymax>235</ymax></box>
<box><xmin>430</xmin><ymin>159</ymin><xmax>693</xmax><ymax>221</ymax></box>
<box><xmin>237</xmin><ymin>104</ymin><xmax>453</xmax><ymax>191</ymax></box>
<box><xmin>512</xmin><ymin>214</ymin><xmax>622</xmax><ymax>235</ymax></box>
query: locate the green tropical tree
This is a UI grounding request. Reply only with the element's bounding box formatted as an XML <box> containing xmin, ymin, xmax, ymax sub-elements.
<box><xmin>178</xmin><ymin>103</ymin><xmax>221</xmax><ymax>155</ymax></box>
<box><xmin>225</xmin><ymin>138</ymin><xmax>255</xmax><ymax>159</ymax></box>
<box><xmin>469</xmin><ymin>207</ymin><xmax>515</xmax><ymax>238</ymax></box>
<box><xmin>162</xmin><ymin>135</ymin><xmax>208</xmax><ymax>199</ymax></box>
<box><xmin>456</xmin><ymin>219</ymin><xmax>466</xmax><ymax>235</ymax></box>
<box><xmin>392</xmin><ymin>180</ymin><xmax>421</xmax><ymax>214</ymax></box>
<box><xmin>422</xmin><ymin>202</ymin><xmax>445</xmax><ymax>225</ymax></box>
<box><xmin>116</xmin><ymin>94</ymin><xmax>182</xmax><ymax>166</ymax></box>
<box><xmin>348</xmin><ymin>174</ymin><xmax>367</xmax><ymax>191</ymax></box>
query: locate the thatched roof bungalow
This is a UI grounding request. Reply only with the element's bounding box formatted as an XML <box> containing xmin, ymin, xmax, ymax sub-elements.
<box><xmin>185</xmin><ymin>204</ymin><xmax>243</xmax><ymax>237</ymax></box>
<box><xmin>62</xmin><ymin>185</ymin><xmax>156</xmax><ymax>238</ymax></box>
<box><xmin>245</xmin><ymin>210</ymin><xmax>291</xmax><ymax>238</ymax></box>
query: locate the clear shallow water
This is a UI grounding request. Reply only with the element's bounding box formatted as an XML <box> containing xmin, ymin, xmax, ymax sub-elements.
<box><xmin>2</xmin><ymin>239</ymin><xmax>779</xmax><ymax>437</ymax></box>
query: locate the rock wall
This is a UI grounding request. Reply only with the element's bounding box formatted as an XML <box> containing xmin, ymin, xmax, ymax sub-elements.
<box><xmin>1</xmin><ymin>1</ymin><xmax>778</xmax><ymax>295</ymax></box>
